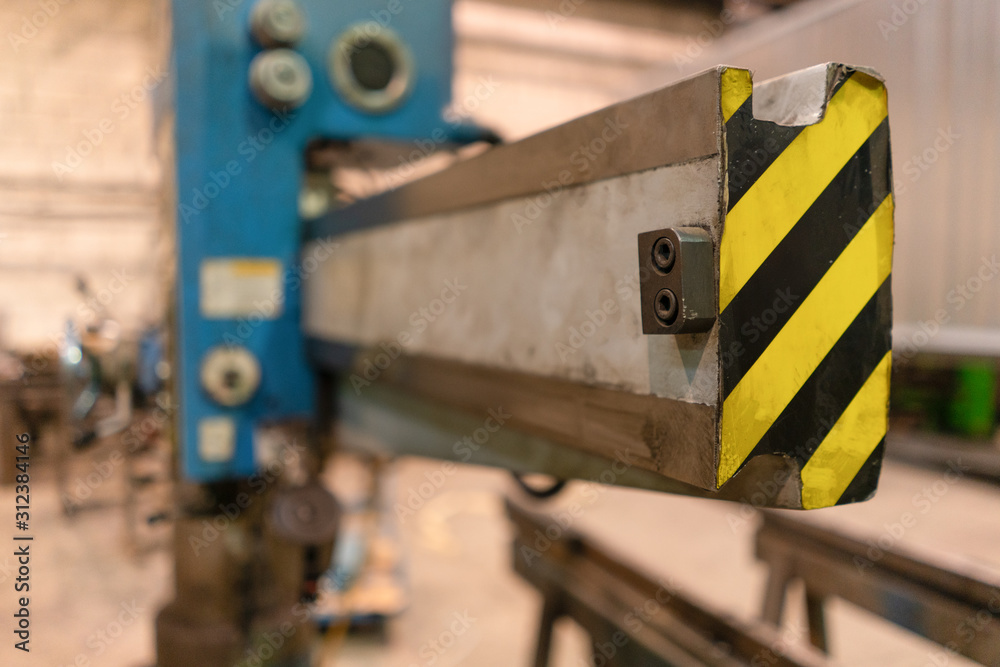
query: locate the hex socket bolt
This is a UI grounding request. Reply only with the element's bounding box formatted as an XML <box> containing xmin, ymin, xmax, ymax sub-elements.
<box><xmin>651</xmin><ymin>237</ymin><xmax>675</xmax><ymax>273</ymax></box>
<box><xmin>637</xmin><ymin>227</ymin><xmax>716</xmax><ymax>335</ymax></box>
<box><xmin>654</xmin><ymin>289</ymin><xmax>678</xmax><ymax>326</ymax></box>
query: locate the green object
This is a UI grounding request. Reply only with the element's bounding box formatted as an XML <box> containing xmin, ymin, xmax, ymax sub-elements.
<box><xmin>947</xmin><ymin>361</ymin><xmax>997</xmax><ymax>438</ymax></box>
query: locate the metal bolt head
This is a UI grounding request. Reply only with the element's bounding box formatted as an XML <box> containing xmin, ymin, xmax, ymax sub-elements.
<box><xmin>249</xmin><ymin>49</ymin><xmax>312</xmax><ymax>110</ymax></box>
<box><xmin>654</xmin><ymin>289</ymin><xmax>678</xmax><ymax>326</ymax></box>
<box><xmin>250</xmin><ymin>0</ymin><xmax>306</xmax><ymax>47</ymax></box>
<box><xmin>651</xmin><ymin>236</ymin><xmax>675</xmax><ymax>273</ymax></box>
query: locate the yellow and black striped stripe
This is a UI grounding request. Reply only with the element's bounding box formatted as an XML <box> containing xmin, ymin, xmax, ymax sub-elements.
<box><xmin>717</xmin><ymin>67</ymin><xmax>894</xmax><ymax>508</ymax></box>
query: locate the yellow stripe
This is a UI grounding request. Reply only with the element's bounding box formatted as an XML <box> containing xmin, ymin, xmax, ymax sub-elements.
<box><xmin>720</xmin><ymin>72</ymin><xmax>888</xmax><ymax>312</ymax></box>
<box><xmin>721</xmin><ymin>68</ymin><xmax>752</xmax><ymax>124</ymax></box>
<box><xmin>718</xmin><ymin>194</ymin><xmax>894</xmax><ymax>487</ymax></box>
<box><xmin>801</xmin><ymin>352</ymin><xmax>891</xmax><ymax>508</ymax></box>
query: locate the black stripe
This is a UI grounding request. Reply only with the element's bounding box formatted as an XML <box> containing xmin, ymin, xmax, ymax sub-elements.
<box><xmin>725</xmin><ymin>98</ymin><xmax>802</xmax><ymax>211</ymax></box>
<box><xmin>725</xmin><ymin>73</ymin><xmax>855</xmax><ymax>211</ymax></box>
<box><xmin>735</xmin><ymin>277</ymin><xmax>892</xmax><ymax>474</ymax></box>
<box><xmin>836</xmin><ymin>438</ymin><xmax>885</xmax><ymax>505</ymax></box>
<box><xmin>720</xmin><ymin>118</ymin><xmax>891</xmax><ymax>399</ymax></box>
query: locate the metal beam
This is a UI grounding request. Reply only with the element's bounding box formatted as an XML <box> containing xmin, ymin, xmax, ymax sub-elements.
<box><xmin>755</xmin><ymin>511</ymin><xmax>1000</xmax><ymax>663</ymax></box>
<box><xmin>507</xmin><ymin>500</ymin><xmax>831</xmax><ymax>667</ymax></box>
<box><xmin>304</xmin><ymin>63</ymin><xmax>894</xmax><ymax>508</ymax></box>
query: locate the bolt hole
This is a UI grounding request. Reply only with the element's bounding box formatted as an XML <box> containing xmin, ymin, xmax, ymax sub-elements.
<box><xmin>654</xmin><ymin>289</ymin><xmax>678</xmax><ymax>326</ymax></box>
<box><xmin>652</xmin><ymin>237</ymin><xmax>675</xmax><ymax>273</ymax></box>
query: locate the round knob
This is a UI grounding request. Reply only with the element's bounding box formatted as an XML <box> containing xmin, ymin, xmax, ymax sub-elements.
<box><xmin>200</xmin><ymin>346</ymin><xmax>261</xmax><ymax>407</ymax></box>
<box><xmin>249</xmin><ymin>48</ymin><xmax>312</xmax><ymax>110</ymax></box>
<box><xmin>250</xmin><ymin>0</ymin><xmax>306</xmax><ymax>47</ymax></box>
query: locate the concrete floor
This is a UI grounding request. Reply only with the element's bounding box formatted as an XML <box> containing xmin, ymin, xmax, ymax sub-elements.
<box><xmin>0</xmin><ymin>446</ymin><xmax>997</xmax><ymax>667</ymax></box>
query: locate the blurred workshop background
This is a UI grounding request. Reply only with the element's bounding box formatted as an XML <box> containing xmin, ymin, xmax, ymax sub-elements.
<box><xmin>0</xmin><ymin>0</ymin><xmax>998</xmax><ymax>666</ymax></box>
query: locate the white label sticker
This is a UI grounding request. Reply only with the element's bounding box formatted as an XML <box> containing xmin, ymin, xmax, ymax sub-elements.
<box><xmin>200</xmin><ymin>258</ymin><xmax>283</xmax><ymax>319</ymax></box>
<box><xmin>198</xmin><ymin>416</ymin><xmax>236</xmax><ymax>463</ymax></box>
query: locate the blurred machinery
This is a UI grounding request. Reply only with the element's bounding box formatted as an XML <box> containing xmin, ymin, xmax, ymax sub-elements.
<box><xmin>159</xmin><ymin>0</ymin><xmax>907</xmax><ymax>666</ymax></box>
<box><xmin>755</xmin><ymin>511</ymin><xmax>1000</xmax><ymax>662</ymax></box>
<box><xmin>0</xmin><ymin>280</ymin><xmax>172</xmax><ymax>564</ymax></box>
<box><xmin>160</xmin><ymin>1</ymin><xmax>489</xmax><ymax>664</ymax></box>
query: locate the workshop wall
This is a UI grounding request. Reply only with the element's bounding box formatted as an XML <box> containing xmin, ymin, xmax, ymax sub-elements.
<box><xmin>0</xmin><ymin>0</ymin><xmax>167</xmax><ymax>352</ymax></box>
<box><xmin>0</xmin><ymin>0</ymin><xmax>700</xmax><ymax>353</ymax></box>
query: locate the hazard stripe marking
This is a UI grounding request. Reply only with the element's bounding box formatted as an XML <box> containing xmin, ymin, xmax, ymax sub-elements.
<box><xmin>718</xmin><ymin>195</ymin><xmax>894</xmax><ymax>486</ymax></box>
<box><xmin>836</xmin><ymin>438</ymin><xmax>885</xmax><ymax>505</ymax></box>
<box><xmin>720</xmin><ymin>122</ymin><xmax>892</xmax><ymax>399</ymax></box>
<box><xmin>738</xmin><ymin>277</ymin><xmax>892</xmax><ymax>476</ymax></box>
<box><xmin>719</xmin><ymin>72</ymin><xmax>889</xmax><ymax>312</ymax></box>
<box><xmin>801</xmin><ymin>352</ymin><xmax>892</xmax><ymax>509</ymax></box>
<box><xmin>726</xmin><ymin>74</ymin><xmax>853</xmax><ymax>212</ymax></box>
<box><xmin>726</xmin><ymin>96</ymin><xmax>802</xmax><ymax>212</ymax></box>
<box><xmin>721</xmin><ymin>68</ymin><xmax>752</xmax><ymax>123</ymax></box>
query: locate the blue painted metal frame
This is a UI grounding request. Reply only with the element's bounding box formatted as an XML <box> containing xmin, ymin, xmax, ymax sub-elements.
<box><xmin>172</xmin><ymin>0</ymin><xmax>461</xmax><ymax>481</ymax></box>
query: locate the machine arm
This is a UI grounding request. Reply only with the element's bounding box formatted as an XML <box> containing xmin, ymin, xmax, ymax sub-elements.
<box><xmin>303</xmin><ymin>63</ymin><xmax>894</xmax><ymax>510</ymax></box>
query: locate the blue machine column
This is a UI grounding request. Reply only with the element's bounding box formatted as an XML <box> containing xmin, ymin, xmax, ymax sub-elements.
<box><xmin>159</xmin><ymin>1</ymin><xmax>470</xmax><ymax>664</ymax></box>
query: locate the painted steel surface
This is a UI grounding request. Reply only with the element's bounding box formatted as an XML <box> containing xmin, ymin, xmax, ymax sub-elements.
<box><xmin>718</xmin><ymin>66</ymin><xmax>893</xmax><ymax>507</ymax></box>
<box><xmin>171</xmin><ymin>0</ymin><xmax>462</xmax><ymax>480</ymax></box>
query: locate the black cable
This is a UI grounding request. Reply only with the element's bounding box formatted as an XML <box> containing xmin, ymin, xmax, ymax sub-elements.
<box><xmin>512</xmin><ymin>472</ymin><xmax>566</xmax><ymax>500</ymax></box>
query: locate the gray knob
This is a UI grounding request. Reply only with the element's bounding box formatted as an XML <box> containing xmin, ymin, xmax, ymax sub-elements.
<box><xmin>249</xmin><ymin>48</ymin><xmax>312</xmax><ymax>110</ymax></box>
<box><xmin>250</xmin><ymin>0</ymin><xmax>306</xmax><ymax>47</ymax></box>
